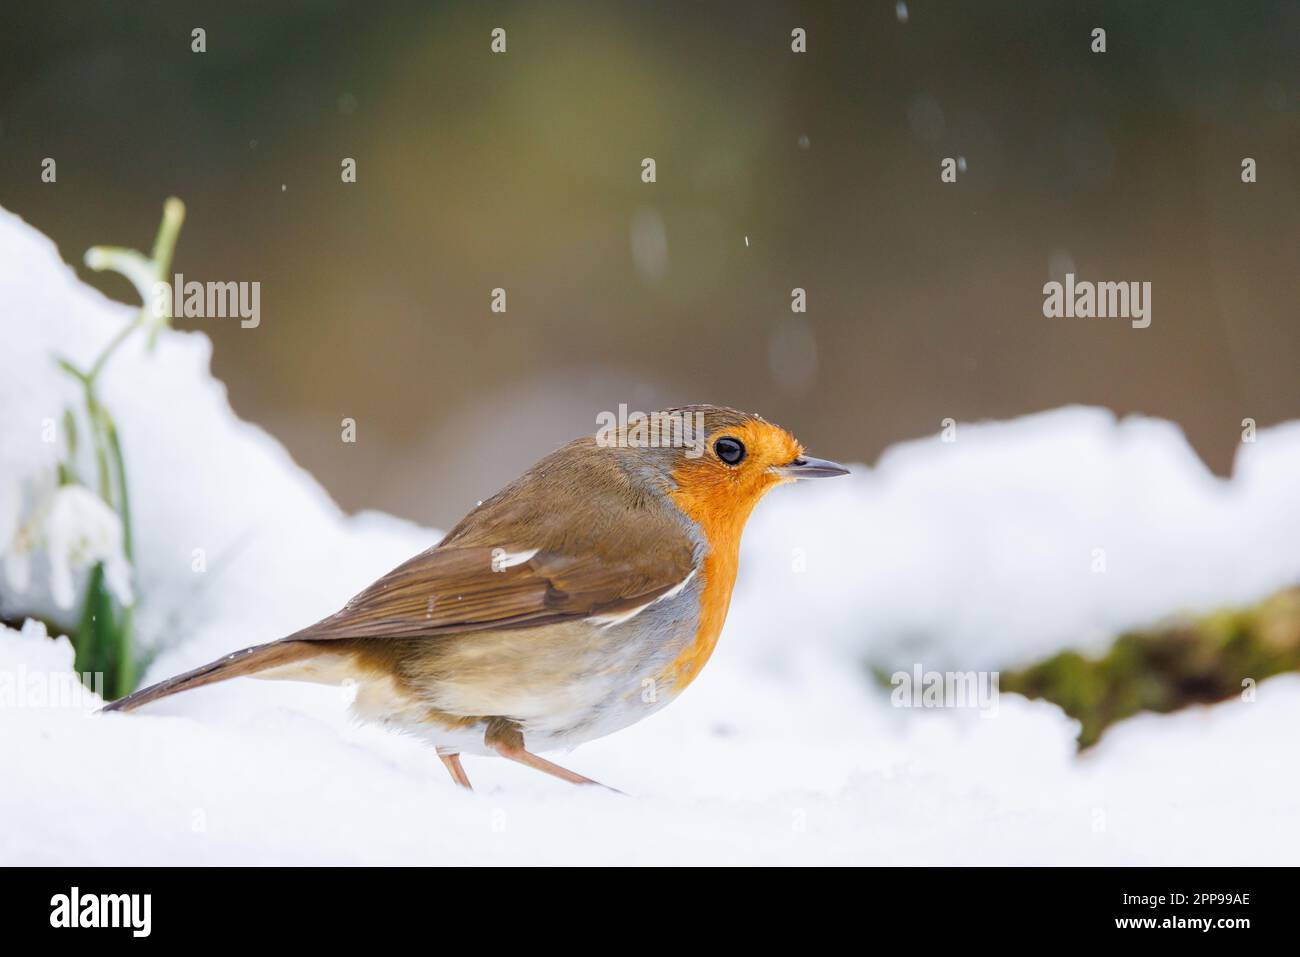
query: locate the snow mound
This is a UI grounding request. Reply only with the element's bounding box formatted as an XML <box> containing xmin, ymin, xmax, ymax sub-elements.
<box><xmin>735</xmin><ymin>407</ymin><xmax>1300</xmax><ymax>670</ymax></box>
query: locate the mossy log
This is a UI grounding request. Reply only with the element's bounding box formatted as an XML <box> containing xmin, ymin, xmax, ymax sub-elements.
<box><xmin>1001</xmin><ymin>587</ymin><xmax>1300</xmax><ymax>748</ymax></box>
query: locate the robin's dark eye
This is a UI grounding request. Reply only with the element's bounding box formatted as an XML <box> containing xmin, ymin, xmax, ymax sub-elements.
<box><xmin>714</xmin><ymin>437</ymin><xmax>746</xmax><ymax>465</ymax></box>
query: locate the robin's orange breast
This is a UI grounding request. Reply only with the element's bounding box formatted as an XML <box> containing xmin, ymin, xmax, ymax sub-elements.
<box><xmin>660</xmin><ymin>545</ymin><xmax>736</xmax><ymax>691</ymax></box>
<box><xmin>661</xmin><ymin>474</ymin><xmax>759</xmax><ymax>691</ymax></box>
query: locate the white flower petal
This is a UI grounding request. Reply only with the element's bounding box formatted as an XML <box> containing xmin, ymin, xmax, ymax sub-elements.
<box><xmin>41</xmin><ymin>485</ymin><xmax>134</xmax><ymax>609</ymax></box>
<box><xmin>84</xmin><ymin>246</ymin><xmax>156</xmax><ymax>303</ymax></box>
<box><xmin>48</xmin><ymin>547</ymin><xmax>75</xmax><ymax>609</ymax></box>
<box><xmin>4</xmin><ymin>550</ymin><xmax>31</xmax><ymax>593</ymax></box>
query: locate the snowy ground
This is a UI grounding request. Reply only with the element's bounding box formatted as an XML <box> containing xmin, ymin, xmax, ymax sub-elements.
<box><xmin>3</xmin><ymin>205</ymin><xmax>1299</xmax><ymax>865</ymax></box>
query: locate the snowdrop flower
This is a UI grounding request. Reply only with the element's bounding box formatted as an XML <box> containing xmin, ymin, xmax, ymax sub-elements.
<box><xmin>84</xmin><ymin>246</ymin><xmax>170</xmax><ymax>337</ymax></box>
<box><xmin>84</xmin><ymin>246</ymin><xmax>155</xmax><ymax>299</ymax></box>
<box><xmin>43</xmin><ymin>485</ymin><xmax>133</xmax><ymax>609</ymax></box>
<box><xmin>84</xmin><ymin>198</ymin><xmax>185</xmax><ymax>347</ymax></box>
<box><xmin>2</xmin><ymin>481</ymin><xmax>35</xmax><ymax>595</ymax></box>
<box><xmin>1</xmin><ymin>484</ymin><xmax>133</xmax><ymax>609</ymax></box>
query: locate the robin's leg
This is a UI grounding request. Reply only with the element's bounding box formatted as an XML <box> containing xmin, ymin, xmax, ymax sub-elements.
<box><xmin>484</xmin><ymin>718</ymin><xmax>620</xmax><ymax>792</ymax></box>
<box><xmin>438</xmin><ymin>751</ymin><xmax>473</xmax><ymax>790</ymax></box>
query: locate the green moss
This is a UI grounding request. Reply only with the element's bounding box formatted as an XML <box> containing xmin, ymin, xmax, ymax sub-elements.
<box><xmin>1001</xmin><ymin>588</ymin><xmax>1300</xmax><ymax>748</ymax></box>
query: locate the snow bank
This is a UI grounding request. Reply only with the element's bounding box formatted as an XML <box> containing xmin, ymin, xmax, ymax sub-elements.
<box><xmin>735</xmin><ymin>408</ymin><xmax>1300</xmax><ymax>671</ymax></box>
<box><xmin>2</xmin><ymin>205</ymin><xmax>1297</xmax><ymax>865</ymax></box>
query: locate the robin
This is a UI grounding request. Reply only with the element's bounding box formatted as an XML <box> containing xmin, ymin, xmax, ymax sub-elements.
<box><xmin>103</xmin><ymin>405</ymin><xmax>848</xmax><ymax>790</ymax></box>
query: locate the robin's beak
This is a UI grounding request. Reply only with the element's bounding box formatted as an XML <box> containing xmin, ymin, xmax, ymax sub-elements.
<box><xmin>775</xmin><ymin>455</ymin><xmax>850</xmax><ymax>480</ymax></box>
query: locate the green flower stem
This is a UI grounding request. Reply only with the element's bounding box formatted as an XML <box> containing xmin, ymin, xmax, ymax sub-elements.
<box><xmin>105</xmin><ymin>413</ymin><xmax>133</xmax><ymax>561</ymax></box>
<box><xmin>57</xmin><ymin>198</ymin><xmax>186</xmax><ymax>696</ymax></box>
<box><xmin>150</xmin><ymin>197</ymin><xmax>185</xmax><ymax>276</ymax></box>
<box><xmin>75</xmin><ymin>198</ymin><xmax>185</xmax><ymax>521</ymax></box>
<box><xmin>87</xmin><ymin>197</ymin><xmax>185</xmax><ymax>380</ymax></box>
<box><xmin>86</xmin><ymin>391</ymin><xmax>113</xmax><ymax>504</ymax></box>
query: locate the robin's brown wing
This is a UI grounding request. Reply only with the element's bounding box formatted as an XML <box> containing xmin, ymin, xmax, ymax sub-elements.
<box><xmin>291</xmin><ymin>434</ymin><xmax>702</xmax><ymax>643</ymax></box>
<box><xmin>287</xmin><ymin>542</ymin><xmax>697</xmax><ymax>642</ymax></box>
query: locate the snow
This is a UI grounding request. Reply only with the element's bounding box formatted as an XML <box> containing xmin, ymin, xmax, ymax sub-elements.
<box><xmin>734</xmin><ymin>410</ymin><xmax>1300</xmax><ymax>672</ymax></box>
<box><xmin>2</xmin><ymin>204</ymin><xmax>1299</xmax><ymax>865</ymax></box>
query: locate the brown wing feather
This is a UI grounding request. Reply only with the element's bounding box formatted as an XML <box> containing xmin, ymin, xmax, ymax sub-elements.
<box><xmin>288</xmin><ymin>544</ymin><xmax>694</xmax><ymax>642</ymax></box>
<box><xmin>290</xmin><ymin>437</ymin><xmax>702</xmax><ymax>644</ymax></box>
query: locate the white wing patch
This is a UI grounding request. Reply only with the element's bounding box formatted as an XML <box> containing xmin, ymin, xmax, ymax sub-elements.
<box><xmin>590</xmin><ymin>568</ymin><xmax>698</xmax><ymax>629</ymax></box>
<box><xmin>492</xmin><ymin>547</ymin><xmax>540</xmax><ymax>571</ymax></box>
<box><xmin>657</xmin><ymin>567</ymin><xmax>697</xmax><ymax>602</ymax></box>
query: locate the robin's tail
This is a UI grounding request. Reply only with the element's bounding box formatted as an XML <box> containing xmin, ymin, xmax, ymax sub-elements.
<box><xmin>100</xmin><ymin>640</ymin><xmax>318</xmax><ymax>713</ymax></box>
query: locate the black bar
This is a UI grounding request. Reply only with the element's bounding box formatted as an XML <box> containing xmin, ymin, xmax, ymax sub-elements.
<box><xmin>2</xmin><ymin>866</ymin><xmax>1277</xmax><ymax>942</ymax></box>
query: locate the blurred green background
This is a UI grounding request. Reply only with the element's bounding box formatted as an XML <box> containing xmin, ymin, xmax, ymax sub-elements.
<box><xmin>2</xmin><ymin>0</ymin><xmax>1296</xmax><ymax>528</ymax></box>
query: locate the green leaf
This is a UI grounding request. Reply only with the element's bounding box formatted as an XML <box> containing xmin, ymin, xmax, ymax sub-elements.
<box><xmin>74</xmin><ymin>562</ymin><xmax>137</xmax><ymax>698</ymax></box>
<box><xmin>62</xmin><ymin>407</ymin><xmax>78</xmax><ymax>456</ymax></box>
<box><xmin>55</xmin><ymin>357</ymin><xmax>89</xmax><ymax>384</ymax></box>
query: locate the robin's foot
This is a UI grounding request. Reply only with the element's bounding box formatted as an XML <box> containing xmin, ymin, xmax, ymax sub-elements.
<box><xmin>491</xmin><ymin>743</ymin><xmax>622</xmax><ymax>793</ymax></box>
<box><xmin>439</xmin><ymin>752</ymin><xmax>473</xmax><ymax>789</ymax></box>
<box><xmin>485</xmin><ymin>717</ymin><xmax>621</xmax><ymax>793</ymax></box>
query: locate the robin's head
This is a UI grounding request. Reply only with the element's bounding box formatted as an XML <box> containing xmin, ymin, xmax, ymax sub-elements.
<box><xmin>602</xmin><ymin>405</ymin><xmax>848</xmax><ymax>540</ymax></box>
